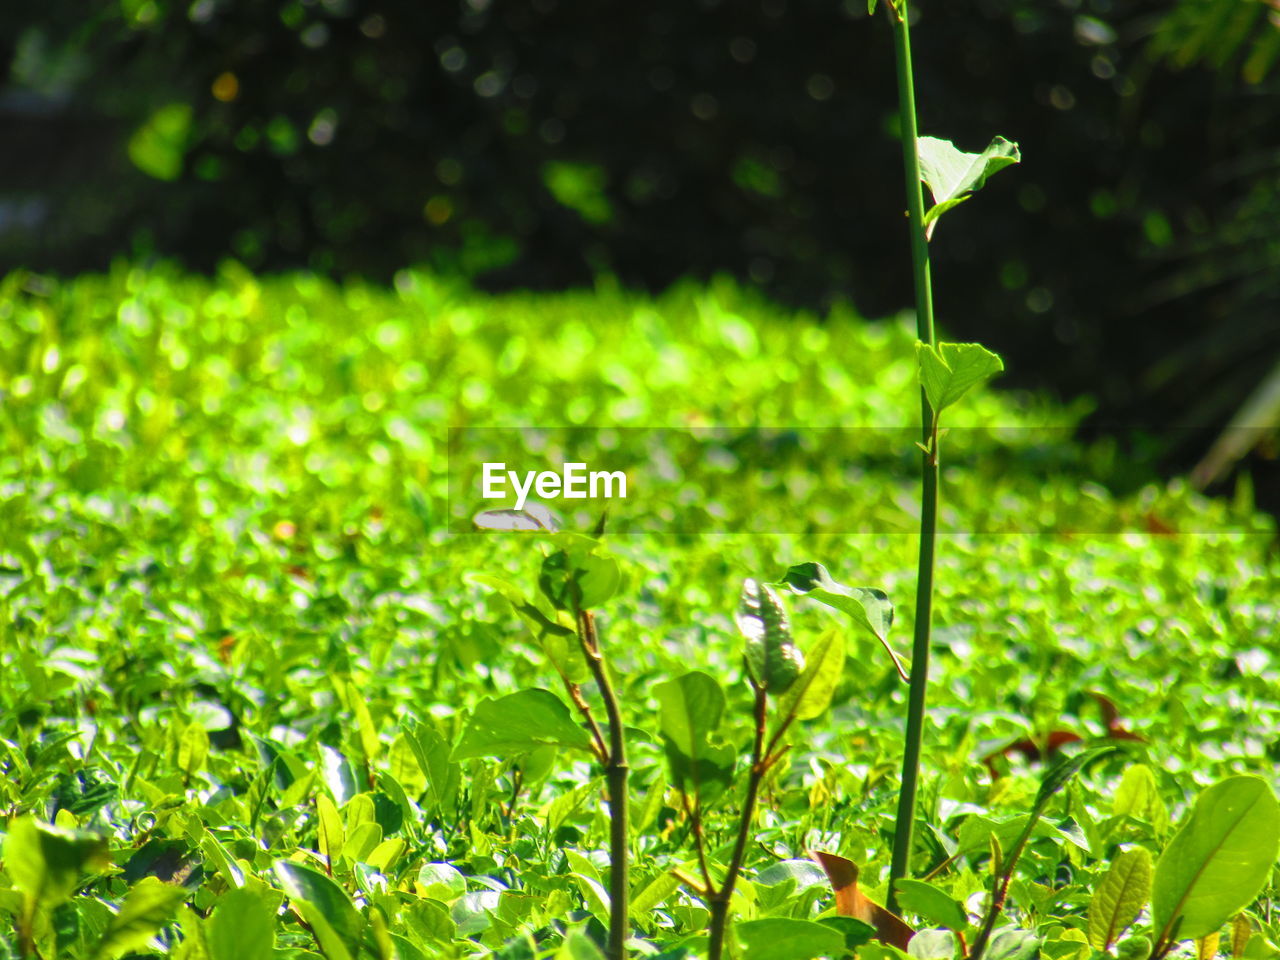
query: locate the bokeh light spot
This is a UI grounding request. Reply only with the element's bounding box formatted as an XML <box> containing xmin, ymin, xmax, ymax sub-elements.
<box><xmin>211</xmin><ymin>71</ymin><xmax>239</xmax><ymax>102</ymax></box>
<box><xmin>425</xmin><ymin>196</ymin><xmax>454</xmax><ymax>225</ymax></box>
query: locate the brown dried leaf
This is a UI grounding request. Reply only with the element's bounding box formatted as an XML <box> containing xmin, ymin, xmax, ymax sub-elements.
<box><xmin>812</xmin><ymin>850</ymin><xmax>914</xmax><ymax>951</ymax></box>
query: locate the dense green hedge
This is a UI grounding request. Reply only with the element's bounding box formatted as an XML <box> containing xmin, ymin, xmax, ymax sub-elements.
<box><xmin>0</xmin><ymin>267</ymin><xmax>1276</xmax><ymax>958</ymax></box>
<box><xmin>7</xmin><ymin>0</ymin><xmax>1280</xmax><ymax>445</ymax></box>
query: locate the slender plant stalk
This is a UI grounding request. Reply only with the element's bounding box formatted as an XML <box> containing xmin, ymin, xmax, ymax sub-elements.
<box><xmin>968</xmin><ymin>815</ymin><xmax>1037</xmax><ymax>960</ymax></box>
<box><xmin>18</xmin><ymin>902</ymin><xmax>35</xmax><ymax>960</ymax></box>
<box><xmin>565</xmin><ymin>679</ymin><xmax>609</xmax><ymax>762</ymax></box>
<box><xmin>707</xmin><ymin>684</ymin><xmax>770</xmax><ymax>960</ymax></box>
<box><xmin>886</xmin><ymin>0</ymin><xmax>940</xmax><ymax>916</ymax></box>
<box><xmin>578</xmin><ymin>610</ymin><xmax>630</xmax><ymax>960</ymax></box>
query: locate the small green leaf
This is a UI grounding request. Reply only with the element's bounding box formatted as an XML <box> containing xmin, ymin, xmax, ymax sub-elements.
<box><xmin>780</xmin><ymin>561</ymin><xmax>903</xmax><ymax>680</ymax></box>
<box><xmin>467</xmin><ymin>573</ymin><xmax>586</xmax><ymax>682</ymax></box>
<box><xmin>1088</xmin><ymin>848</ymin><xmax>1152</xmax><ymax>951</ymax></box>
<box><xmin>819</xmin><ymin>916</ymin><xmax>877</xmax><ymax>950</ymax></box>
<box><xmin>1151</xmin><ymin>776</ymin><xmax>1280</xmax><ymax>943</ymax></box>
<box><xmin>538</xmin><ymin>542</ymin><xmax>620</xmax><ymax>612</ymax></box>
<box><xmin>1113</xmin><ymin>764</ymin><xmax>1170</xmax><ymax>832</ymax></box>
<box><xmin>178</xmin><ymin>723</ymin><xmax>209</xmax><ymax>778</ymax></box>
<box><xmin>3</xmin><ymin>816</ymin><xmax>110</xmax><ymax>910</ymax></box>
<box><xmin>736</xmin><ymin>578</ymin><xmax>803</xmax><ymax>693</ymax></box>
<box><xmin>273</xmin><ymin>860</ymin><xmax>364</xmax><ymax>958</ymax></box>
<box><xmin>340</xmin><ymin>820</ymin><xmax>381</xmax><ymax>864</ymax></box>
<box><xmin>777</xmin><ymin>628</ymin><xmax>846</xmax><ymax>722</ymax></box>
<box><xmin>451</xmin><ymin>688</ymin><xmax>594</xmax><ymax>760</ymax></box>
<box><xmin>909</xmin><ymin>929</ymin><xmax>959</xmax><ymax>960</ymax></box>
<box><xmin>417</xmin><ymin>862</ymin><xmax>467</xmax><ymax>902</ymax></box>
<box><xmin>316</xmin><ymin>794</ymin><xmax>344</xmax><ymax>867</ymax></box>
<box><xmin>555</xmin><ymin>930</ymin><xmax>609</xmax><ymax>960</ymax></box>
<box><xmin>654</xmin><ymin>671</ymin><xmax>736</xmax><ymax>803</ymax></box>
<box><xmin>737</xmin><ymin>917</ymin><xmax>849</xmax><ymax>960</ymax></box>
<box><xmin>206</xmin><ymin>888</ymin><xmax>276</xmax><ymax>960</ymax></box>
<box><xmin>467</xmin><ymin>573</ymin><xmax>574</xmax><ymax>638</ymax></box>
<box><xmin>630</xmin><ymin>871</ymin><xmax>682</xmax><ymax>923</ymax></box>
<box><xmin>917</xmin><ymin>135</ymin><xmax>1020</xmax><ymax>228</ymax></box>
<box><xmin>93</xmin><ymin>877</ymin><xmax>188</xmax><ymax>959</ymax></box>
<box><xmin>404</xmin><ymin>721</ymin><xmax>462</xmax><ymax>816</ymax></box>
<box><xmin>894</xmin><ymin>878</ymin><xmax>968</xmax><ymax>931</ymax></box>
<box><xmin>654</xmin><ymin>670</ymin><xmax>725</xmax><ymax>755</ymax></box>
<box><xmin>983</xmin><ymin>929</ymin><xmax>1041</xmax><ymax>960</ymax></box>
<box><xmin>916</xmin><ymin>342</ymin><xmax>1005</xmax><ymax>416</ymax></box>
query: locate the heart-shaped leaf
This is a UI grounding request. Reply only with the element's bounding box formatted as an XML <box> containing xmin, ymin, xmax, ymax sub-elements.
<box><xmin>916</xmin><ymin>342</ymin><xmax>1005</xmax><ymax>417</ymax></box>
<box><xmin>917</xmin><ymin>136</ymin><xmax>1020</xmax><ymax>230</ymax></box>
<box><xmin>781</xmin><ymin>562</ymin><xmax>905</xmax><ymax>681</ymax></box>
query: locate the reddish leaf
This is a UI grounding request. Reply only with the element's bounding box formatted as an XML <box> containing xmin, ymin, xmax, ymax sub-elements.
<box><xmin>1087</xmin><ymin>691</ymin><xmax>1145</xmax><ymax>742</ymax></box>
<box><xmin>812</xmin><ymin>850</ymin><xmax>914</xmax><ymax>950</ymax></box>
<box><xmin>983</xmin><ymin>693</ymin><xmax>1145</xmax><ymax>778</ymax></box>
<box><xmin>982</xmin><ymin>730</ymin><xmax>1082</xmax><ymax>778</ymax></box>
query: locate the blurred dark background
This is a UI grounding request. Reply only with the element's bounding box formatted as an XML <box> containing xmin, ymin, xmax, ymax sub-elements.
<box><xmin>2</xmin><ymin>0</ymin><xmax>1278</xmax><ymax>503</ymax></box>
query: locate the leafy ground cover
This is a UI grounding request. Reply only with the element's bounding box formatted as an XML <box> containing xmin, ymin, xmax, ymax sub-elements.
<box><xmin>1</xmin><ymin>264</ymin><xmax>1278</xmax><ymax>960</ymax></box>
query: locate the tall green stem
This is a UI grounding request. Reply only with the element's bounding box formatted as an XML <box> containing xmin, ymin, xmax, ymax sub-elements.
<box><xmin>579</xmin><ymin>610</ymin><xmax>630</xmax><ymax>960</ymax></box>
<box><xmin>886</xmin><ymin>0</ymin><xmax>939</xmax><ymax>916</ymax></box>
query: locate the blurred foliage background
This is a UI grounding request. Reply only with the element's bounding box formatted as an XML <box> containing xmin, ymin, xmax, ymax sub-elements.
<box><xmin>2</xmin><ymin>0</ymin><xmax>1278</xmax><ymax>501</ymax></box>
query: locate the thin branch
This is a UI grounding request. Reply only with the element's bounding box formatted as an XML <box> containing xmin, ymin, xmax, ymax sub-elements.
<box><xmin>707</xmin><ymin>684</ymin><xmax>769</xmax><ymax>960</ymax></box>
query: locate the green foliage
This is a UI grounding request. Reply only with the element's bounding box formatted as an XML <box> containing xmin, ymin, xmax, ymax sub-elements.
<box><xmin>916</xmin><ymin>342</ymin><xmax>1006</xmax><ymax>418</ymax></box>
<box><xmin>736</xmin><ymin>917</ymin><xmax>849</xmax><ymax>959</ymax></box>
<box><xmin>1151</xmin><ymin>776</ymin><xmax>1280</xmax><ymax>943</ymax></box>
<box><xmin>1088</xmin><ymin>848</ymin><xmax>1152</xmax><ymax>951</ymax></box>
<box><xmin>893</xmin><ymin>879</ymin><xmax>967</xmax><ymax>931</ymax></box>
<box><xmin>538</xmin><ymin>537</ymin><xmax>620</xmax><ymax>613</ymax></box>
<box><xmin>654</xmin><ymin>672</ymin><xmax>735</xmax><ymax>804</ymax></box>
<box><xmin>3</xmin><ymin>818</ymin><xmax>109</xmax><ymax>909</ymax></box>
<box><xmin>206</xmin><ymin>888</ymin><xmax>276</xmax><ymax>960</ymax></box>
<box><xmin>452</xmin><ymin>689</ymin><xmax>595</xmax><ymax>759</ymax></box>
<box><xmin>1151</xmin><ymin>0</ymin><xmax>1280</xmax><ymax>83</ymax></box>
<box><xmin>542</xmin><ymin>162</ymin><xmax>614</xmax><ymax>225</ymax></box>
<box><xmin>93</xmin><ymin>878</ymin><xmax>188</xmax><ymax>959</ymax></box>
<box><xmin>775</xmin><ymin>628</ymin><xmax>845</xmax><ymax>722</ymax></box>
<box><xmin>916</xmin><ymin>136</ymin><xmax>1020</xmax><ymax>231</ymax></box>
<box><xmin>0</xmin><ymin>265</ymin><xmax>1276</xmax><ymax>958</ymax></box>
<box><xmin>736</xmin><ymin>579</ymin><xmax>804</xmax><ymax>694</ymax></box>
<box><xmin>781</xmin><ymin>561</ymin><xmax>903</xmax><ymax>680</ymax></box>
